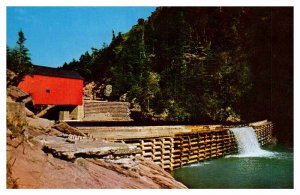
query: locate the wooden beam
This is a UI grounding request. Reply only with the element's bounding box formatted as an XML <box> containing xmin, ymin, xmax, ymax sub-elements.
<box><xmin>36</xmin><ymin>105</ymin><xmax>55</xmax><ymax>118</ymax></box>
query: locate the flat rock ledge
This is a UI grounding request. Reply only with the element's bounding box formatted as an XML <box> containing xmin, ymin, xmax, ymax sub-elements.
<box><xmin>34</xmin><ymin>135</ymin><xmax>140</xmax><ymax>160</ymax></box>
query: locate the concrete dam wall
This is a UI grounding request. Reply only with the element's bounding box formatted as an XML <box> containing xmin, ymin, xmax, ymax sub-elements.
<box><xmin>77</xmin><ymin>120</ymin><xmax>273</xmax><ymax>171</ymax></box>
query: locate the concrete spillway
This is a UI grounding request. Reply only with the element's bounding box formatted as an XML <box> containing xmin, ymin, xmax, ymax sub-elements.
<box><xmin>75</xmin><ymin>120</ymin><xmax>273</xmax><ymax>171</ymax></box>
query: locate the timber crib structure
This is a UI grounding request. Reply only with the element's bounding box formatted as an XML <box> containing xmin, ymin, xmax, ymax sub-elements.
<box><xmin>78</xmin><ymin>120</ymin><xmax>273</xmax><ymax>171</ymax></box>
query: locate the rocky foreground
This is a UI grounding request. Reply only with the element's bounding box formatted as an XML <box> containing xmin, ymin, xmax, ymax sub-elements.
<box><xmin>6</xmin><ymin>86</ymin><xmax>186</xmax><ymax>189</ymax></box>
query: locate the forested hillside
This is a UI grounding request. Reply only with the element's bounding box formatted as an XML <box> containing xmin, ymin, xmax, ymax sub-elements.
<box><xmin>61</xmin><ymin>7</ymin><xmax>293</xmax><ymax>146</ymax></box>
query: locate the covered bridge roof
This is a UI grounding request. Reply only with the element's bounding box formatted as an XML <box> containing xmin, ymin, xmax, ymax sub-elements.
<box><xmin>32</xmin><ymin>65</ymin><xmax>83</xmax><ymax>80</ymax></box>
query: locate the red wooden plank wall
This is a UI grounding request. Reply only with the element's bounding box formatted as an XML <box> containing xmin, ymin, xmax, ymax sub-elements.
<box><xmin>18</xmin><ymin>75</ymin><xmax>83</xmax><ymax>105</ymax></box>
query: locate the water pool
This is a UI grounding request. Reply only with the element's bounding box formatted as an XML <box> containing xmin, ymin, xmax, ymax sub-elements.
<box><xmin>172</xmin><ymin>145</ymin><xmax>293</xmax><ymax>189</ymax></box>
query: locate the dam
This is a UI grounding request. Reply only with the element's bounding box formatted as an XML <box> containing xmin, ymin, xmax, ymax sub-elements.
<box><xmin>74</xmin><ymin>120</ymin><xmax>273</xmax><ymax>171</ymax></box>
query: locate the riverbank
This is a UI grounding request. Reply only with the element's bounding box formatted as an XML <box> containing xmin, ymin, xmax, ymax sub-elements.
<box><xmin>6</xmin><ymin>86</ymin><xmax>186</xmax><ymax>189</ymax></box>
<box><xmin>7</xmin><ymin>136</ymin><xmax>186</xmax><ymax>188</ymax></box>
<box><xmin>6</xmin><ymin>116</ymin><xmax>186</xmax><ymax>189</ymax></box>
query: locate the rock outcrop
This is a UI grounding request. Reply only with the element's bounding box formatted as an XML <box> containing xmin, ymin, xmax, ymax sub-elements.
<box><xmin>6</xmin><ymin>85</ymin><xmax>187</xmax><ymax>189</ymax></box>
<box><xmin>38</xmin><ymin>135</ymin><xmax>140</xmax><ymax>160</ymax></box>
<box><xmin>7</xmin><ymin>139</ymin><xmax>186</xmax><ymax>188</ymax></box>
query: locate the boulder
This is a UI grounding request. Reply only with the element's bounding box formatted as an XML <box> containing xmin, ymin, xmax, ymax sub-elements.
<box><xmin>26</xmin><ymin>117</ymin><xmax>54</xmax><ymax>130</ymax></box>
<box><xmin>104</xmin><ymin>85</ymin><xmax>112</xmax><ymax>97</ymax></box>
<box><xmin>7</xmin><ymin>86</ymin><xmax>31</xmax><ymax>102</ymax></box>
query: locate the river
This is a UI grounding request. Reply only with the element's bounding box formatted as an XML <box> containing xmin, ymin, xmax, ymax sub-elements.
<box><xmin>172</xmin><ymin>126</ymin><xmax>293</xmax><ymax>189</ymax></box>
<box><xmin>172</xmin><ymin>144</ymin><xmax>293</xmax><ymax>189</ymax></box>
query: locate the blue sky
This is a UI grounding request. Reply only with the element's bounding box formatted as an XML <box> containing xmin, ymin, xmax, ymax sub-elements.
<box><xmin>7</xmin><ymin>7</ymin><xmax>157</xmax><ymax>67</ymax></box>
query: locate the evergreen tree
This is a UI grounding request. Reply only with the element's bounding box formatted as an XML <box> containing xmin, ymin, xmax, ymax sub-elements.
<box><xmin>112</xmin><ymin>30</ymin><xmax>116</xmax><ymax>40</ymax></box>
<box><xmin>60</xmin><ymin>7</ymin><xmax>290</xmax><ymax>127</ymax></box>
<box><xmin>7</xmin><ymin>30</ymin><xmax>33</xmax><ymax>86</ymax></box>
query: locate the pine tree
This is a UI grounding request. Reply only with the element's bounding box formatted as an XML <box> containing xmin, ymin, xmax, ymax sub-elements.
<box><xmin>112</xmin><ymin>30</ymin><xmax>116</xmax><ymax>40</ymax></box>
<box><xmin>7</xmin><ymin>30</ymin><xmax>33</xmax><ymax>86</ymax></box>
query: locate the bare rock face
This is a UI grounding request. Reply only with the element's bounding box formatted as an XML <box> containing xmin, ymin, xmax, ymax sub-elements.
<box><xmin>6</xmin><ymin>86</ymin><xmax>187</xmax><ymax>189</ymax></box>
<box><xmin>7</xmin><ymin>128</ymin><xmax>13</xmax><ymax>137</ymax></box>
<box><xmin>7</xmin><ymin>69</ymin><xmax>17</xmax><ymax>83</ymax></box>
<box><xmin>36</xmin><ymin>135</ymin><xmax>140</xmax><ymax>160</ymax></box>
<box><xmin>7</xmin><ymin>102</ymin><xmax>27</xmax><ymax>138</ymax></box>
<box><xmin>7</xmin><ymin>86</ymin><xmax>32</xmax><ymax>104</ymax></box>
<box><xmin>87</xmin><ymin>157</ymin><xmax>187</xmax><ymax>189</ymax></box>
<box><xmin>7</xmin><ymin>136</ymin><xmax>186</xmax><ymax>189</ymax></box>
<box><xmin>26</xmin><ymin>117</ymin><xmax>54</xmax><ymax>130</ymax></box>
<box><xmin>7</xmin><ymin>104</ymin><xmax>186</xmax><ymax>188</ymax></box>
<box><xmin>83</xmin><ymin>81</ymin><xmax>96</xmax><ymax>100</ymax></box>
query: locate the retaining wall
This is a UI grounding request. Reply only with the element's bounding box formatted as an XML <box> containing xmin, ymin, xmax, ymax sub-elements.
<box><xmin>120</xmin><ymin>130</ymin><xmax>238</xmax><ymax>170</ymax></box>
<box><xmin>250</xmin><ymin>120</ymin><xmax>273</xmax><ymax>146</ymax></box>
<box><xmin>78</xmin><ymin>120</ymin><xmax>273</xmax><ymax>171</ymax></box>
<box><xmin>83</xmin><ymin>101</ymin><xmax>131</xmax><ymax>121</ymax></box>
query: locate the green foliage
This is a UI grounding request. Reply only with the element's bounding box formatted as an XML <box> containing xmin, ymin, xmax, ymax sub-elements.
<box><xmin>60</xmin><ymin>51</ymin><xmax>92</xmax><ymax>80</ymax></box>
<box><xmin>61</xmin><ymin>7</ymin><xmax>291</xmax><ymax>125</ymax></box>
<box><xmin>7</xmin><ymin>30</ymin><xmax>33</xmax><ymax>86</ymax></box>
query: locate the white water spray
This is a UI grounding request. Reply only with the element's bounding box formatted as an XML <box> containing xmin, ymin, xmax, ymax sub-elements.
<box><xmin>229</xmin><ymin>127</ymin><xmax>274</xmax><ymax>157</ymax></box>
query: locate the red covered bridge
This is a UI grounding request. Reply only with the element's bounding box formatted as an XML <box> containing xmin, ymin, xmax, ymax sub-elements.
<box><xmin>17</xmin><ymin>65</ymin><xmax>131</xmax><ymax>121</ymax></box>
<box><xmin>18</xmin><ymin>65</ymin><xmax>84</xmax><ymax>105</ymax></box>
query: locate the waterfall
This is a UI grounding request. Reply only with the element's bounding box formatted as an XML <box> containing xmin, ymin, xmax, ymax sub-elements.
<box><xmin>230</xmin><ymin>127</ymin><xmax>274</xmax><ymax>157</ymax></box>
